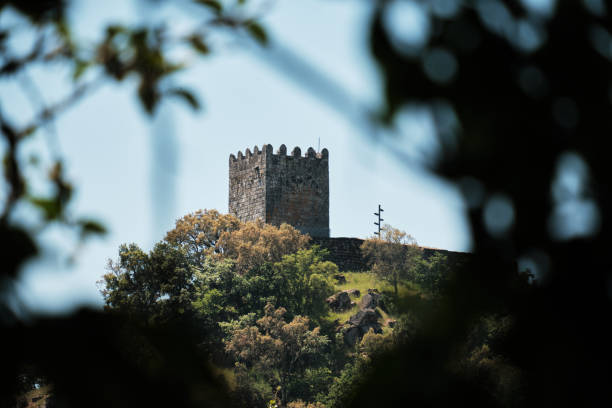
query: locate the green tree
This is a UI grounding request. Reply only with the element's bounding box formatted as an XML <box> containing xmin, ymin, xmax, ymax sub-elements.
<box><xmin>100</xmin><ymin>242</ymin><xmax>195</xmax><ymax>324</ymax></box>
<box><xmin>272</xmin><ymin>247</ymin><xmax>337</xmax><ymax>321</ymax></box>
<box><xmin>360</xmin><ymin>225</ymin><xmax>422</xmax><ymax>296</ymax></box>
<box><xmin>187</xmin><ymin>234</ymin><xmax>334</xmax><ymax>323</ymax></box>
<box><xmin>99</xmin><ymin>217</ymin><xmax>340</xmax><ymax>365</ymax></box>
<box><xmin>190</xmin><ymin>256</ymin><xmax>273</xmax><ymax>353</ymax></box>
<box><xmin>165</xmin><ymin>209</ymin><xmax>241</xmax><ymax>265</ymax></box>
<box><xmin>358</xmin><ymin>328</ymin><xmax>394</xmax><ymax>358</ymax></box>
<box><xmin>190</xmin><ymin>247</ymin><xmax>337</xmax><ymax>342</ymax></box>
<box><xmin>324</xmin><ymin>358</ymin><xmax>370</xmax><ymax>408</ymax></box>
<box><xmin>218</xmin><ymin>220</ymin><xmax>311</xmax><ymax>275</ymax></box>
<box><xmin>225</xmin><ymin>303</ymin><xmax>330</xmax><ymax>407</ymax></box>
<box><xmin>191</xmin><ymin>258</ymin><xmax>241</xmax><ymax>321</ymax></box>
<box><xmin>165</xmin><ymin>211</ymin><xmax>311</xmax><ymax>274</ymax></box>
<box><xmin>414</xmin><ymin>252</ymin><xmax>450</xmax><ymax>296</ymax></box>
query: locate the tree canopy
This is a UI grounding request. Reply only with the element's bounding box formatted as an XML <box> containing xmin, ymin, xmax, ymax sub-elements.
<box><xmin>100</xmin><ymin>242</ymin><xmax>196</xmax><ymax>324</ymax></box>
<box><xmin>165</xmin><ymin>209</ymin><xmax>242</xmax><ymax>265</ymax></box>
<box><xmin>360</xmin><ymin>225</ymin><xmax>421</xmax><ymax>295</ymax></box>
<box><xmin>218</xmin><ymin>220</ymin><xmax>311</xmax><ymax>275</ymax></box>
<box><xmin>226</xmin><ymin>303</ymin><xmax>329</xmax><ymax>406</ymax></box>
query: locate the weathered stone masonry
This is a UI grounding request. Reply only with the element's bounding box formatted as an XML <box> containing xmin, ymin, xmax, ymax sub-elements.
<box><xmin>312</xmin><ymin>237</ymin><xmax>470</xmax><ymax>272</ymax></box>
<box><xmin>229</xmin><ymin>144</ymin><xmax>329</xmax><ymax>237</ymax></box>
<box><xmin>229</xmin><ymin>144</ymin><xmax>467</xmax><ymax>271</ymax></box>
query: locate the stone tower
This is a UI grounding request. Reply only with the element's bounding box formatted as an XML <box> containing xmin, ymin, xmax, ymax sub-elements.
<box><xmin>229</xmin><ymin>144</ymin><xmax>329</xmax><ymax>237</ymax></box>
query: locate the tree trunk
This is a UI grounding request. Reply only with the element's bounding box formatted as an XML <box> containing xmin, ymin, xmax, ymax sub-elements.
<box><xmin>280</xmin><ymin>376</ymin><xmax>288</xmax><ymax>407</ymax></box>
<box><xmin>393</xmin><ymin>276</ymin><xmax>398</xmax><ymax>296</ymax></box>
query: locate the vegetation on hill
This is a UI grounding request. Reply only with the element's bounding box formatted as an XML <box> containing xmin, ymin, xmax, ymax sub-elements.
<box><xmin>95</xmin><ymin>210</ymin><xmax>523</xmax><ymax>407</ymax></box>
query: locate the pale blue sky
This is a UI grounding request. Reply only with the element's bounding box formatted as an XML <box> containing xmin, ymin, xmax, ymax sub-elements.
<box><xmin>2</xmin><ymin>0</ymin><xmax>472</xmax><ymax>313</ymax></box>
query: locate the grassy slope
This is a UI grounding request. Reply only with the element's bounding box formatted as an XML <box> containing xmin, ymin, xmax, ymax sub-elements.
<box><xmin>327</xmin><ymin>271</ymin><xmax>421</xmax><ymax>329</ymax></box>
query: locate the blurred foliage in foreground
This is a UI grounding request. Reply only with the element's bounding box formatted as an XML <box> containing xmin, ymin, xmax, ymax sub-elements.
<box><xmin>357</xmin><ymin>1</ymin><xmax>612</xmax><ymax>406</ymax></box>
<box><xmin>1</xmin><ymin>1</ymin><xmax>268</xmax><ymax>406</ymax></box>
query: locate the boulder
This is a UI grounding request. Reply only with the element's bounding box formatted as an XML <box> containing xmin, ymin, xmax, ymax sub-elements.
<box><xmin>326</xmin><ymin>291</ymin><xmax>353</xmax><ymax>311</ymax></box>
<box><xmin>360</xmin><ymin>288</ymin><xmax>386</xmax><ymax>311</ymax></box>
<box><xmin>359</xmin><ymin>293</ymin><xmax>377</xmax><ymax>310</ymax></box>
<box><xmin>348</xmin><ymin>308</ymin><xmax>380</xmax><ymax>327</ymax></box>
<box><xmin>344</xmin><ymin>289</ymin><xmax>360</xmax><ymax>298</ymax></box>
<box><xmin>333</xmin><ymin>274</ymin><xmax>347</xmax><ymax>284</ymax></box>
<box><xmin>344</xmin><ymin>326</ymin><xmax>362</xmax><ymax>347</ymax></box>
<box><xmin>343</xmin><ymin>309</ymin><xmax>383</xmax><ymax>346</ymax></box>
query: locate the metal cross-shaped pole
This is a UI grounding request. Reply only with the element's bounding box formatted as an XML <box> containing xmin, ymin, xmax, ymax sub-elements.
<box><xmin>374</xmin><ymin>204</ymin><xmax>384</xmax><ymax>239</ymax></box>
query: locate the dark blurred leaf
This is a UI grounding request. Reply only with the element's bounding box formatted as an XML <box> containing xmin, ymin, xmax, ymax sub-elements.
<box><xmin>56</xmin><ymin>18</ymin><xmax>75</xmax><ymax>55</ymax></box>
<box><xmin>246</xmin><ymin>21</ymin><xmax>268</xmax><ymax>46</ymax></box>
<box><xmin>166</xmin><ymin>88</ymin><xmax>201</xmax><ymax>111</ymax></box>
<box><xmin>106</xmin><ymin>24</ymin><xmax>127</xmax><ymax>37</ymax></box>
<box><xmin>187</xmin><ymin>34</ymin><xmax>210</xmax><ymax>55</ymax></box>
<box><xmin>0</xmin><ymin>224</ymin><xmax>37</xmax><ymax>280</ymax></box>
<box><xmin>2</xmin><ymin>0</ymin><xmax>66</xmax><ymax>24</ymax></box>
<box><xmin>1</xmin><ymin>121</ymin><xmax>26</xmax><ymax>202</ymax></box>
<box><xmin>138</xmin><ymin>82</ymin><xmax>160</xmax><ymax>114</ymax></box>
<box><xmin>28</xmin><ymin>196</ymin><xmax>61</xmax><ymax>220</ymax></box>
<box><xmin>96</xmin><ymin>28</ymin><xmax>128</xmax><ymax>80</ymax></box>
<box><xmin>72</xmin><ymin>59</ymin><xmax>89</xmax><ymax>80</ymax></box>
<box><xmin>194</xmin><ymin>0</ymin><xmax>222</xmax><ymax>14</ymax></box>
<box><xmin>49</xmin><ymin>162</ymin><xmax>73</xmax><ymax>208</ymax></box>
<box><xmin>21</xmin><ymin>125</ymin><xmax>37</xmax><ymax>138</ymax></box>
<box><xmin>0</xmin><ymin>59</ymin><xmax>21</xmax><ymax>76</ymax></box>
<box><xmin>77</xmin><ymin>218</ymin><xmax>107</xmax><ymax>238</ymax></box>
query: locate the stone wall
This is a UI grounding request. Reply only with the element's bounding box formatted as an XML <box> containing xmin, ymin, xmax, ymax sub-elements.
<box><xmin>229</xmin><ymin>144</ymin><xmax>329</xmax><ymax>237</ymax></box>
<box><xmin>265</xmin><ymin>145</ymin><xmax>329</xmax><ymax>237</ymax></box>
<box><xmin>313</xmin><ymin>237</ymin><xmax>469</xmax><ymax>272</ymax></box>
<box><xmin>228</xmin><ymin>145</ymin><xmax>268</xmax><ymax>222</ymax></box>
<box><xmin>312</xmin><ymin>237</ymin><xmax>368</xmax><ymax>271</ymax></box>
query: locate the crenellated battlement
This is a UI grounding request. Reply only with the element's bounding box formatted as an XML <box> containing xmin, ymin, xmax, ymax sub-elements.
<box><xmin>229</xmin><ymin>144</ymin><xmax>329</xmax><ymax>162</ymax></box>
<box><xmin>229</xmin><ymin>143</ymin><xmax>330</xmax><ymax>237</ymax></box>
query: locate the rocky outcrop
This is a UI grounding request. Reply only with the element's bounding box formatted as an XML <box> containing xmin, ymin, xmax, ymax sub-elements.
<box><xmin>360</xmin><ymin>288</ymin><xmax>385</xmax><ymax>311</ymax></box>
<box><xmin>345</xmin><ymin>289</ymin><xmax>360</xmax><ymax>298</ymax></box>
<box><xmin>333</xmin><ymin>274</ymin><xmax>347</xmax><ymax>284</ymax></box>
<box><xmin>327</xmin><ymin>289</ymin><xmax>364</xmax><ymax>311</ymax></box>
<box><xmin>343</xmin><ymin>309</ymin><xmax>383</xmax><ymax>346</ymax></box>
<box><xmin>326</xmin><ymin>291</ymin><xmax>354</xmax><ymax>311</ymax></box>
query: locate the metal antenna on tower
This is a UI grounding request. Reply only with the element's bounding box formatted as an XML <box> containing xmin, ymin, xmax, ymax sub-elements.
<box><xmin>317</xmin><ymin>137</ymin><xmax>320</xmax><ymax>153</ymax></box>
<box><xmin>374</xmin><ymin>204</ymin><xmax>384</xmax><ymax>239</ymax></box>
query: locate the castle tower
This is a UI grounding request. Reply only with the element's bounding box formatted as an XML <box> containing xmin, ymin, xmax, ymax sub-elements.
<box><xmin>229</xmin><ymin>144</ymin><xmax>329</xmax><ymax>237</ymax></box>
